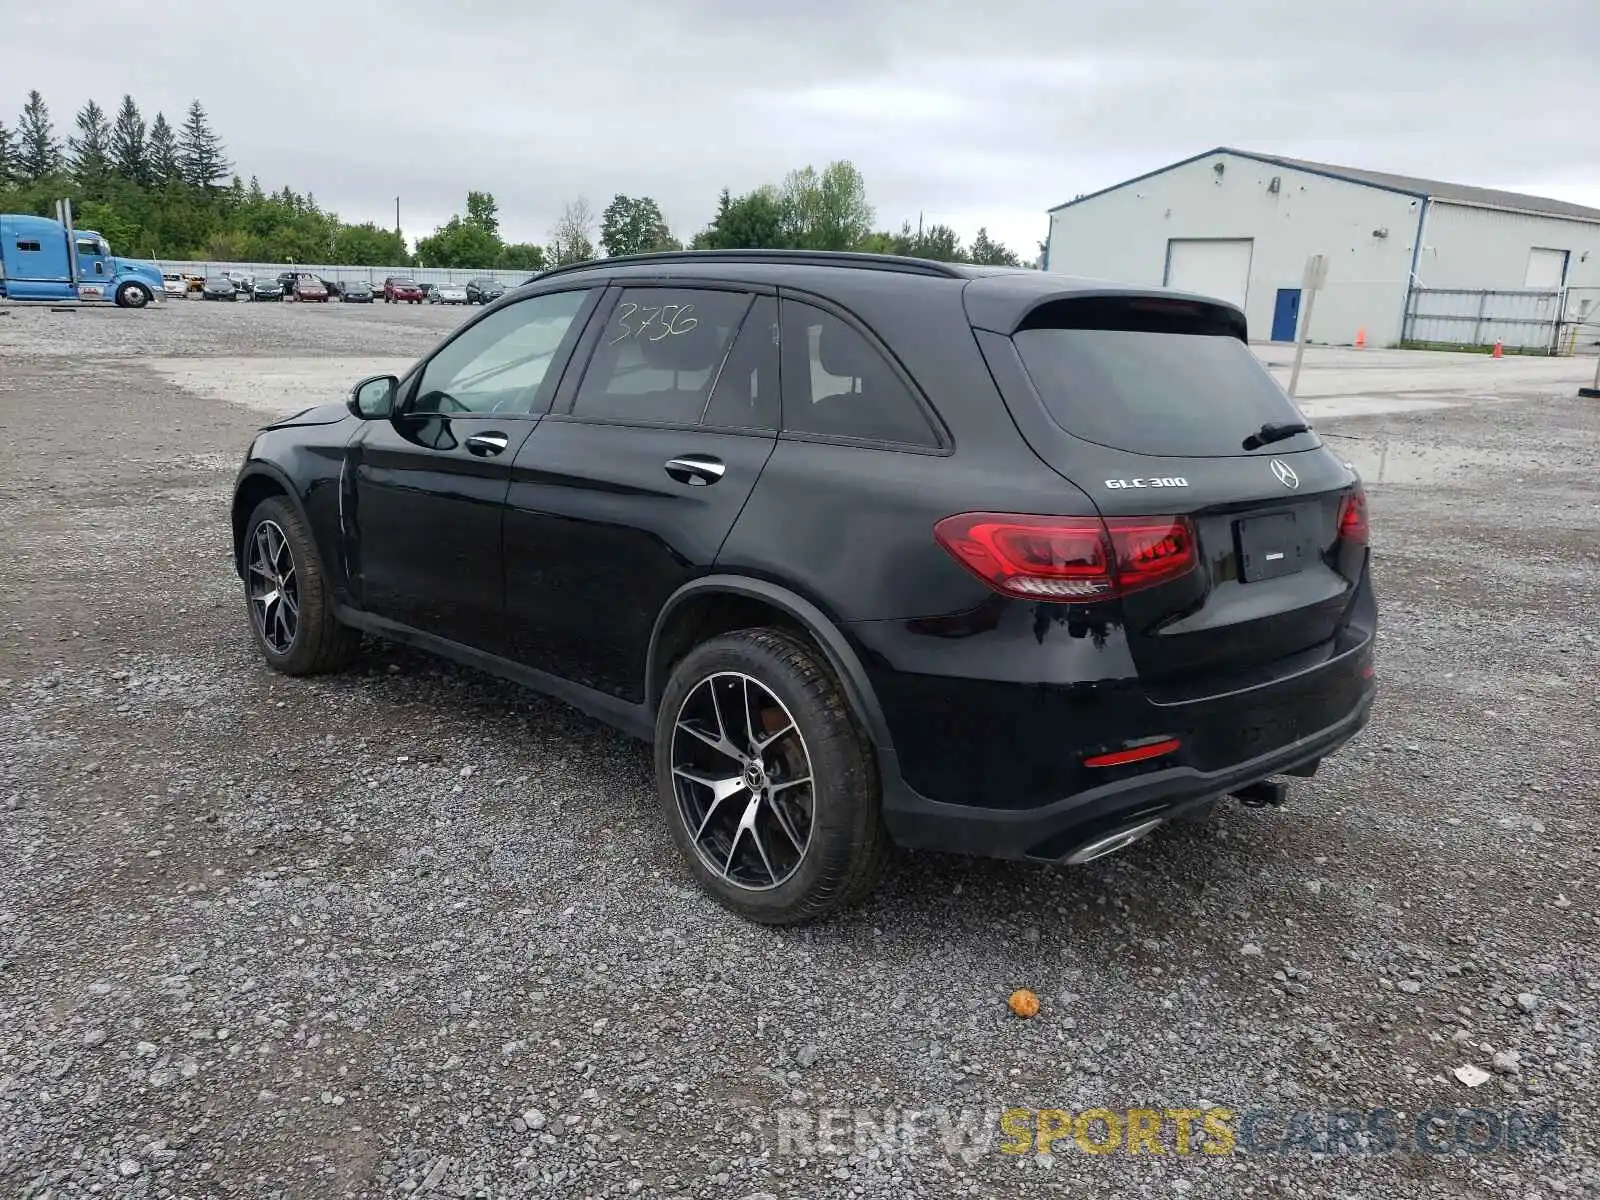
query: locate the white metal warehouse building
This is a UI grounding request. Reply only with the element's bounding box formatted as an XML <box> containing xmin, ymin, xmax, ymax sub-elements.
<box><xmin>1044</xmin><ymin>148</ymin><xmax>1600</xmax><ymax>350</ymax></box>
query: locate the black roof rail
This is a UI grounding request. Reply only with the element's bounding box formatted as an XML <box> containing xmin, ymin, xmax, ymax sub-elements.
<box><xmin>526</xmin><ymin>249</ymin><xmax>970</xmax><ymax>284</ymax></box>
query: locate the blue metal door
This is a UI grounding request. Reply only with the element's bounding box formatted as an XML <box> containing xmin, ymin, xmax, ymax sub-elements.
<box><xmin>1271</xmin><ymin>288</ymin><xmax>1302</xmax><ymax>342</ymax></box>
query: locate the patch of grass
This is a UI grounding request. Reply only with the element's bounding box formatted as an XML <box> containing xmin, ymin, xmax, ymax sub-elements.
<box><xmin>1397</xmin><ymin>339</ymin><xmax>1554</xmax><ymax>357</ymax></box>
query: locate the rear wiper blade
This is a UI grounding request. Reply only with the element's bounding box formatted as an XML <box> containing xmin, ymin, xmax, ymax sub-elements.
<box><xmin>1243</xmin><ymin>420</ymin><xmax>1310</xmax><ymax>450</ymax></box>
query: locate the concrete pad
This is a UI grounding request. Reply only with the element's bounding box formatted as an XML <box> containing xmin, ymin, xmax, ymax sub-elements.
<box><xmin>146</xmin><ymin>356</ymin><xmax>413</xmax><ymax>416</ymax></box>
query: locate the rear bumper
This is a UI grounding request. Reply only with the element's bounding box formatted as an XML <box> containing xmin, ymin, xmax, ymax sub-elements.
<box><xmin>881</xmin><ymin>682</ymin><xmax>1373</xmax><ymax>860</ymax></box>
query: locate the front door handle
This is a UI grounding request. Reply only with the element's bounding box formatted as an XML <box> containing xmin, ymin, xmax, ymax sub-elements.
<box><xmin>664</xmin><ymin>454</ymin><xmax>726</xmax><ymax>486</ymax></box>
<box><xmin>465</xmin><ymin>432</ymin><xmax>510</xmax><ymax>457</ymax></box>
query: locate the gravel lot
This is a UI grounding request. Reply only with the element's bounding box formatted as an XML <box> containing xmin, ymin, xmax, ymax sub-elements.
<box><xmin>1</xmin><ymin>300</ymin><xmax>1596</xmax><ymax>1198</ymax></box>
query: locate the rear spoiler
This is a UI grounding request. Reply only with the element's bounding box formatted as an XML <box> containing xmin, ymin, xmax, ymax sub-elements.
<box><xmin>963</xmin><ymin>276</ymin><xmax>1247</xmax><ymax>341</ymax></box>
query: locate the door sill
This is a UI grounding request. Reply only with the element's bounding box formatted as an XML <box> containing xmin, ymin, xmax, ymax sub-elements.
<box><xmin>334</xmin><ymin>606</ymin><xmax>655</xmax><ymax>741</ymax></box>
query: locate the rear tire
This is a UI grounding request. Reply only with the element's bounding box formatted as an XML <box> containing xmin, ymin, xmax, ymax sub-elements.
<box><xmin>242</xmin><ymin>496</ymin><xmax>360</xmax><ymax>676</ymax></box>
<box><xmin>655</xmin><ymin>628</ymin><xmax>891</xmax><ymax>925</ymax></box>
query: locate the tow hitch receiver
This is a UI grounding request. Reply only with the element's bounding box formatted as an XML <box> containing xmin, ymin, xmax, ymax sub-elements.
<box><xmin>1232</xmin><ymin>779</ymin><xmax>1289</xmax><ymax>808</ymax></box>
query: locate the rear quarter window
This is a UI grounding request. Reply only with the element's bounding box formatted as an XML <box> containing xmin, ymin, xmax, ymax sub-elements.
<box><xmin>1012</xmin><ymin>297</ymin><xmax>1316</xmax><ymax>458</ymax></box>
<box><xmin>778</xmin><ymin>299</ymin><xmax>940</xmax><ymax>448</ymax></box>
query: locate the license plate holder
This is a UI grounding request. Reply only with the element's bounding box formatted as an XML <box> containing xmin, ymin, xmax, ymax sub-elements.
<box><xmin>1236</xmin><ymin>511</ymin><xmax>1306</xmax><ymax>582</ymax></box>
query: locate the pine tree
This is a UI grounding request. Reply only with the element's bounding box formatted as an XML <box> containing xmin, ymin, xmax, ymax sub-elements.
<box><xmin>0</xmin><ymin>118</ymin><xmax>16</xmax><ymax>185</ymax></box>
<box><xmin>147</xmin><ymin>112</ymin><xmax>179</xmax><ymax>186</ymax></box>
<box><xmin>110</xmin><ymin>95</ymin><xmax>147</xmax><ymax>184</ymax></box>
<box><xmin>17</xmin><ymin>89</ymin><xmax>62</xmax><ymax>180</ymax></box>
<box><xmin>68</xmin><ymin>99</ymin><xmax>112</xmax><ymax>186</ymax></box>
<box><xmin>177</xmin><ymin>100</ymin><xmax>230</xmax><ymax>190</ymax></box>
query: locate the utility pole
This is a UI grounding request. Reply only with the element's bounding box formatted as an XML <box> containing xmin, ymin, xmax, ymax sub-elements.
<box><xmin>395</xmin><ymin>196</ymin><xmax>401</xmax><ymax>241</ymax></box>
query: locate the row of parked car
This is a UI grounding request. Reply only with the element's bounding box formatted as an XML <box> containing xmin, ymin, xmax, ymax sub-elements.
<box><xmin>164</xmin><ymin>271</ymin><xmax>511</xmax><ymax>306</ymax></box>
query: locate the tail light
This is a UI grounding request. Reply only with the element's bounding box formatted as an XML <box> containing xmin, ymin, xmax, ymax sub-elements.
<box><xmin>1337</xmin><ymin>485</ymin><xmax>1369</xmax><ymax>544</ymax></box>
<box><xmin>933</xmin><ymin>512</ymin><xmax>1197</xmax><ymax>602</ymax></box>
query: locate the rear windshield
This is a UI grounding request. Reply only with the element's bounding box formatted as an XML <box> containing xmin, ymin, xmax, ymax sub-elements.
<box><xmin>1012</xmin><ymin>300</ymin><xmax>1316</xmax><ymax>458</ymax></box>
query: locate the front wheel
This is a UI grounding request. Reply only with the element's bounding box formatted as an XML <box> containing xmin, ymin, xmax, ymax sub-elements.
<box><xmin>655</xmin><ymin>628</ymin><xmax>890</xmax><ymax>925</ymax></box>
<box><xmin>242</xmin><ymin>496</ymin><xmax>360</xmax><ymax>675</ymax></box>
<box><xmin>115</xmin><ymin>283</ymin><xmax>151</xmax><ymax>308</ymax></box>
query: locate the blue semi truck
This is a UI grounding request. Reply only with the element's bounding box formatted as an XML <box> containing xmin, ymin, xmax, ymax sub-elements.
<box><xmin>0</xmin><ymin>199</ymin><xmax>164</xmax><ymax>308</ymax></box>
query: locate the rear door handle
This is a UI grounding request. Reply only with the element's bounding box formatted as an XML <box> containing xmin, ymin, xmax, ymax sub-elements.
<box><xmin>465</xmin><ymin>432</ymin><xmax>510</xmax><ymax>457</ymax></box>
<box><xmin>664</xmin><ymin>454</ymin><xmax>726</xmax><ymax>486</ymax></box>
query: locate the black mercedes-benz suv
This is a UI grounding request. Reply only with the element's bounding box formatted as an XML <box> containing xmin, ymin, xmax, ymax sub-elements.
<box><xmin>231</xmin><ymin>250</ymin><xmax>1376</xmax><ymax>924</ymax></box>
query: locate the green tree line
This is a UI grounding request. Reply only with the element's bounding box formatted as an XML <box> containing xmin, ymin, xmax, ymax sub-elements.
<box><xmin>1</xmin><ymin>90</ymin><xmax>1029</xmax><ymax>270</ymax></box>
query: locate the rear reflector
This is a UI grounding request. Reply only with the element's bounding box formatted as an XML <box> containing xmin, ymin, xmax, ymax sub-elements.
<box><xmin>1337</xmin><ymin>485</ymin><xmax>1369</xmax><ymax>544</ymax></box>
<box><xmin>933</xmin><ymin>512</ymin><xmax>1197</xmax><ymax>602</ymax></box>
<box><xmin>1083</xmin><ymin>738</ymin><xmax>1181</xmax><ymax>768</ymax></box>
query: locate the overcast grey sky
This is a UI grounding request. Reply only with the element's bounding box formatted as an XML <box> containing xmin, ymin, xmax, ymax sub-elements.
<box><xmin>13</xmin><ymin>0</ymin><xmax>1600</xmax><ymax>257</ymax></box>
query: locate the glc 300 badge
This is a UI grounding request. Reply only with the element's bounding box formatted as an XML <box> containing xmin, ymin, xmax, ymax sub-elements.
<box><xmin>1104</xmin><ymin>476</ymin><xmax>1189</xmax><ymax>490</ymax></box>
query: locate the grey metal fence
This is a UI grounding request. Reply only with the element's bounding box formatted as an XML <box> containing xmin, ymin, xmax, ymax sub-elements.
<box><xmin>1402</xmin><ymin>287</ymin><xmax>1566</xmax><ymax>353</ymax></box>
<box><xmin>150</xmin><ymin>259</ymin><xmax>534</xmax><ymax>290</ymax></box>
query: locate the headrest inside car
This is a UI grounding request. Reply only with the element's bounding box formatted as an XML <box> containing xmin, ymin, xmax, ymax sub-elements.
<box><xmin>816</xmin><ymin>319</ymin><xmax>879</xmax><ymax>379</ymax></box>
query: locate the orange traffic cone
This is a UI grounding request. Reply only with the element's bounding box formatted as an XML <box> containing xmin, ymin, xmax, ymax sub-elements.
<box><xmin>1492</xmin><ymin>339</ymin><xmax>1503</xmax><ymax>359</ymax></box>
<box><xmin>1354</xmin><ymin>327</ymin><xmax>1366</xmax><ymax>350</ymax></box>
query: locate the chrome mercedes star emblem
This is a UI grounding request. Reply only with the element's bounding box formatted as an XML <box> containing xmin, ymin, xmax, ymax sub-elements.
<box><xmin>1270</xmin><ymin>459</ymin><xmax>1300</xmax><ymax>489</ymax></box>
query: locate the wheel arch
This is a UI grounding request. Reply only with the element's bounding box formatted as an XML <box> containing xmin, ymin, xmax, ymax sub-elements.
<box><xmin>231</xmin><ymin>464</ymin><xmax>307</xmax><ymax>576</ymax></box>
<box><xmin>646</xmin><ymin>577</ymin><xmax>894</xmax><ymax>751</ymax></box>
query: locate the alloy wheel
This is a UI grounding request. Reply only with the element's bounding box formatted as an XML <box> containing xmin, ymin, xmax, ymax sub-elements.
<box><xmin>247</xmin><ymin>520</ymin><xmax>300</xmax><ymax>655</ymax></box>
<box><xmin>671</xmin><ymin>672</ymin><xmax>815</xmax><ymax>890</ymax></box>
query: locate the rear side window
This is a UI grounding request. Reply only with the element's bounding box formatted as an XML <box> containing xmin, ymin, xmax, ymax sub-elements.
<box><xmin>572</xmin><ymin>287</ymin><xmax>752</xmax><ymax>426</ymax></box>
<box><xmin>15</xmin><ymin>240</ymin><xmax>41</xmax><ymax>252</ymax></box>
<box><xmin>779</xmin><ymin>300</ymin><xmax>939</xmax><ymax>448</ymax></box>
<box><xmin>1012</xmin><ymin>297</ymin><xmax>1313</xmax><ymax>458</ymax></box>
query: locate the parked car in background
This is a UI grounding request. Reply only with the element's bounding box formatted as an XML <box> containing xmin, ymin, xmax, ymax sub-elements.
<box><xmin>202</xmin><ymin>275</ymin><xmax>238</xmax><ymax>301</ymax></box>
<box><xmin>384</xmin><ymin>276</ymin><xmax>424</xmax><ymax>304</ymax></box>
<box><xmin>228</xmin><ymin>249</ymin><xmax>1376</xmax><ymax>924</ymax></box>
<box><xmin>225</xmin><ymin>271</ymin><xmax>255</xmax><ymax>298</ymax></box>
<box><xmin>162</xmin><ymin>273</ymin><xmax>188</xmax><ymax>299</ymax></box>
<box><xmin>432</xmin><ymin>282</ymin><xmax>469</xmax><ymax>305</ymax></box>
<box><xmin>320</xmin><ymin>277</ymin><xmax>343</xmax><ymax>300</ymax></box>
<box><xmin>292</xmin><ymin>276</ymin><xmax>329</xmax><ymax>302</ymax></box>
<box><xmin>342</xmin><ymin>280</ymin><xmax>374</xmax><ymax>303</ymax></box>
<box><xmin>184</xmin><ymin>273</ymin><xmax>205</xmax><ymax>295</ymax></box>
<box><xmin>465</xmin><ymin>276</ymin><xmax>505</xmax><ymax>305</ymax></box>
<box><xmin>419</xmin><ymin>283</ymin><xmax>439</xmax><ymax>303</ymax></box>
<box><xmin>253</xmin><ymin>278</ymin><xmax>285</xmax><ymax>302</ymax></box>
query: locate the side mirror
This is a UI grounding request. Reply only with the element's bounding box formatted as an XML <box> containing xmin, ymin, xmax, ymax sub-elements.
<box><xmin>349</xmin><ymin>374</ymin><xmax>398</xmax><ymax>419</ymax></box>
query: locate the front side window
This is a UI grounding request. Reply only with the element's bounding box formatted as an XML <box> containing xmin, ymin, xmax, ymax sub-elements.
<box><xmin>778</xmin><ymin>300</ymin><xmax>938</xmax><ymax>447</ymax></box>
<box><xmin>412</xmin><ymin>289</ymin><xmax>590</xmax><ymax>415</ymax></box>
<box><xmin>571</xmin><ymin>287</ymin><xmax>753</xmax><ymax>426</ymax></box>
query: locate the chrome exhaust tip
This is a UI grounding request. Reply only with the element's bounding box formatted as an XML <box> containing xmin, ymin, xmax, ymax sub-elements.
<box><xmin>1063</xmin><ymin>817</ymin><xmax>1165</xmax><ymax>865</ymax></box>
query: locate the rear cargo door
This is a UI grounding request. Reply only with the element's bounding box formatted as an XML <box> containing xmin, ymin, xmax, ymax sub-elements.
<box><xmin>980</xmin><ymin>293</ymin><xmax>1365</xmax><ymax>687</ymax></box>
